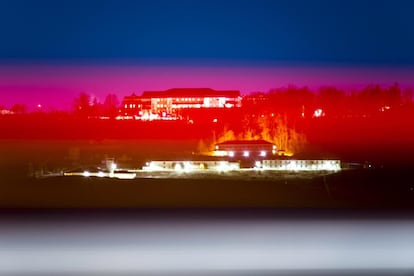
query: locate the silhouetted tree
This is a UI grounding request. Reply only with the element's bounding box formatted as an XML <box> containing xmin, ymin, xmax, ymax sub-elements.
<box><xmin>267</xmin><ymin>86</ymin><xmax>314</xmax><ymax>118</ymax></box>
<box><xmin>103</xmin><ymin>93</ymin><xmax>119</xmax><ymax>117</ymax></box>
<box><xmin>402</xmin><ymin>87</ymin><xmax>413</xmax><ymax>105</ymax></box>
<box><xmin>73</xmin><ymin>92</ymin><xmax>92</xmax><ymax>117</ymax></box>
<box><xmin>11</xmin><ymin>103</ymin><xmax>27</xmax><ymax>114</ymax></box>
<box><xmin>384</xmin><ymin>83</ymin><xmax>402</xmax><ymax>107</ymax></box>
<box><xmin>316</xmin><ymin>86</ymin><xmax>346</xmax><ymax>117</ymax></box>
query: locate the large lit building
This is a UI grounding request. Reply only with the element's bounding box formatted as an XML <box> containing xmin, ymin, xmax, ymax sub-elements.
<box><xmin>120</xmin><ymin>88</ymin><xmax>241</xmax><ymax>120</ymax></box>
<box><xmin>214</xmin><ymin>140</ymin><xmax>277</xmax><ymax>158</ymax></box>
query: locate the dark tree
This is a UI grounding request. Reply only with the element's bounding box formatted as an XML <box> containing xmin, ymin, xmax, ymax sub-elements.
<box><xmin>73</xmin><ymin>92</ymin><xmax>92</xmax><ymax>117</ymax></box>
<box><xmin>11</xmin><ymin>103</ymin><xmax>27</xmax><ymax>114</ymax></box>
<box><xmin>103</xmin><ymin>93</ymin><xmax>119</xmax><ymax>117</ymax></box>
<box><xmin>316</xmin><ymin>86</ymin><xmax>346</xmax><ymax>117</ymax></box>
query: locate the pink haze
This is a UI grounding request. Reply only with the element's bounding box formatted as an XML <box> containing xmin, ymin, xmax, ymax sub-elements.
<box><xmin>1</xmin><ymin>64</ymin><xmax>413</xmax><ymax>111</ymax></box>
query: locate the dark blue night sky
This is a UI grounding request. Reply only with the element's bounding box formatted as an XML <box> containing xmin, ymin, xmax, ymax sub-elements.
<box><xmin>1</xmin><ymin>0</ymin><xmax>414</xmax><ymax>65</ymax></box>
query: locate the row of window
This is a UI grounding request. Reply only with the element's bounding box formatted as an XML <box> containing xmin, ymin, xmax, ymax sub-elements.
<box><xmin>124</xmin><ymin>104</ymin><xmax>142</xmax><ymax>109</ymax></box>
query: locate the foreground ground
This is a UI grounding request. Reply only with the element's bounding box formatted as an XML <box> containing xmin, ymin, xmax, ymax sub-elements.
<box><xmin>1</xmin><ymin>166</ymin><xmax>413</xmax><ymax>208</ymax></box>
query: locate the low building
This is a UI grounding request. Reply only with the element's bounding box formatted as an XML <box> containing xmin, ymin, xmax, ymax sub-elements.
<box><xmin>261</xmin><ymin>159</ymin><xmax>341</xmax><ymax>171</ymax></box>
<box><xmin>214</xmin><ymin>140</ymin><xmax>277</xmax><ymax>158</ymax></box>
<box><xmin>143</xmin><ymin>160</ymin><xmax>240</xmax><ymax>171</ymax></box>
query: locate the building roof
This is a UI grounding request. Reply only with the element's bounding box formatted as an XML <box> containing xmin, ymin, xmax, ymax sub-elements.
<box><xmin>141</xmin><ymin>88</ymin><xmax>240</xmax><ymax>98</ymax></box>
<box><xmin>216</xmin><ymin>139</ymin><xmax>274</xmax><ymax>146</ymax></box>
<box><xmin>123</xmin><ymin>93</ymin><xmax>139</xmax><ymax>101</ymax></box>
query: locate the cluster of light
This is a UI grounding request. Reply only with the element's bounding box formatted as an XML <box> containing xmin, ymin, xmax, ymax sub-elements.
<box><xmin>260</xmin><ymin>151</ymin><xmax>266</xmax><ymax>157</ymax></box>
<box><xmin>0</xmin><ymin>109</ymin><xmax>14</xmax><ymax>115</ymax></box>
<box><xmin>65</xmin><ymin>169</ymin><xmax>136</xmax><ymax>179</ymax></box>
<box><xmin>172</xmin><ymin>162</ymin><xmax>196</xmax><ymax>173</ymax></box>
<box><xmin>216</xmin><ymin>161</ymin><xmax>240</xmax><ymax>171</ymax></box>
<box><xmin>211</xmin><ymin>150</ymin><xmax>239</xmax><ymax>157</ymax></box>
<box><xmin>380</xmin><ymin>105</ymin><xmax>391</xmax><ymax>112</ymax></box>
<box><xmin>243</xmin><ymin>151</ymin><xmax>250</xmax><ymax>157</ymax></box>
<box><xmin>143</xmin><ymin>162</ymin><xmax>163</xmax><ymax>171</ymax></box>
<box><xmin>115</xmin><ymin>115</ymin><xmax>135</xmax><ymax>120</ymax></box>
<box><xmin>174</xmin><ymin>163</ymin><xmax>183</xmax><ymax>172</ymax></box>
<box><xmin>143</xmin><ymin>160</ymin><xmax>242</xmax><ymax>172</ymax></box>
<box><xmin>313</xmin><ymin>108</ymin><xmax>325</xmax><ymax>118</ymax></box>
<box><xmin>262</xmin><ymin>160</ymin><xmax>341</xmax><ymax>171</ymax></box>
<box><xmin>217</xmin><ymin>161</ymin><xmax>231</xmax><ymax>172</ymax></box>
<box><xmin>114</xmin><ymin>173</ymin><xmax>136</xmax><ymax>179</ymax></box>
<box><xmin>117</xmin><ymin>113</ymin><xmax>180</xmax><ymax>121</ymax></box>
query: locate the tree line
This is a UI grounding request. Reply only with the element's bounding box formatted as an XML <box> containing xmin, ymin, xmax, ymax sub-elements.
<box><xmin>2</xmin><ymin>83</ymin><xmax>413</xmax><ymax>118</ymax></box>
<box><xmin>243</xmin><ymin>83</ymin><xmax>413</xmax><ymax>119</ymax></box>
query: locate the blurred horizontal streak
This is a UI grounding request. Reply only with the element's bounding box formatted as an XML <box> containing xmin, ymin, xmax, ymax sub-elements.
<box><xmin>1</xmin><ymin>217</ymin><xmax>414</xmax><ymax>274</ymax></box>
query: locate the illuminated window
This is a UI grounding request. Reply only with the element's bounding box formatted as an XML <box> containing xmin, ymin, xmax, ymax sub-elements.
<box><xmin>243</xmin><ymin>151</ymin><xmax>249</xmax><ymax>157</ymax></box>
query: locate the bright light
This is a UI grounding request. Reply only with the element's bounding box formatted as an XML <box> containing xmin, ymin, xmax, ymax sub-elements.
<box><xmin>97</xmin><ymin>171</ymin><xmax>104</xmax><ymax>177</ymax></box>
<box><xmin>260</xmin><ymin>151</ymin><xmax>266</xmax><ymax>157</ymax></box>
<box><xmin>141</xmin><ymin>113</ymin><xmax>149</xmax><ymax>120</ymax></box>
<box><xmin>143</xmin><ymin>161</ymin><xmax>164</xmax><ymax>171</ymax></box>
<box><xmin>262</xmin><ymin>159</ymin><xmax>341</xmax><ymax>171</ymax></box>
<box><xmin>83</xmin><ymin>171</ymin><xmax>90</xmax><ymax>177</ymax></box>
<box><xmin>115</xmin><ymin>173</ymin><xmax>136</xmax><ymax>179</ymax></box>
<box><xmin>255</xmin><ymin>161</ymin><xmax>262</xmax><ymax>168</ymax></box>
<box><xmin>217</xmin><ymin>161</ymin><xmax>230</xmax><ymax>172</ymax></box>
<box><xmin>215</xmin><ymin>145</ymin><xmax>219</xmax><ymax>150</ymax></box>
<box><xmin>228</xmin><ymin>151</ymin><xmax>234</xmax><ymax>157</ymax></box>
<box><xmin>183</xmin><ymin>161</ymin><xmax>193</xmax><ymax>172</ymax></box>
<box><xmin>243</xmin><ymin>151</ymin><xmax>249</xmax><ymax>157</ymax></box>
<box><xmin>37</xmin><ymin>104</ymin><xmax>42</xmax><ymax>108</ymax></box>
<box><xmin>212</xmin><ymin>118</ymin><xmax>218</xmax><ymax>123</ymax></box>
<box><xmin>380</xmin><ymin>106</ymin><xmax>391</xmax><ymax>112</ymax></box>
<box><xmin>212</xmin><ymin>150</ymin><xmax>227</xmax><ymax>157</ymax></box>
<box><xmin>111</xmin><ymin>163</ymin><xmax>117</xmax><ymax>170</ymax></box>
<box><xmin>313</xmin><ymin>108</ymin><xmax>324</xmax><ymax>118</ymax></box>
<box><xmin>174</xmin><ymin>163</ymin><xmax>183</xmax><ymax>172</ymax></box>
